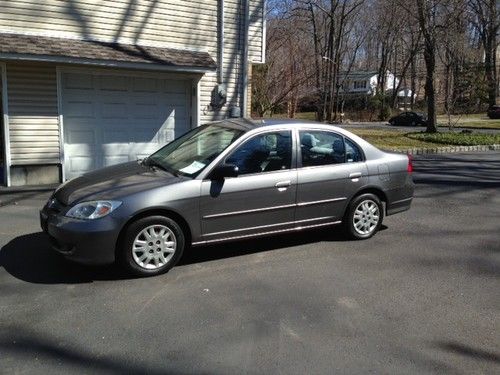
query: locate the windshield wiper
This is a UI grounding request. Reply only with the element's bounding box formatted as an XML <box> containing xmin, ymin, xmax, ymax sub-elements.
<box><xmin>142</xmin><ymin>157</ymin><xmax>178</xmax><ymax>177</ymax></box>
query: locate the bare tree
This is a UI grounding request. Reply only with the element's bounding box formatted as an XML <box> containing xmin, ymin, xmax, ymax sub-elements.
<box><xmin>467</xmin><ymin>0</ymin><xmax>499</xmax><ymax>107</ymax></box>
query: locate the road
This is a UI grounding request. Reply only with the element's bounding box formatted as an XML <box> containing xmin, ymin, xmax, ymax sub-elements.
<box><xmin>0</xmin><ymin>152</ymin><xmax>499</xmax><ymax>374</ymax></box>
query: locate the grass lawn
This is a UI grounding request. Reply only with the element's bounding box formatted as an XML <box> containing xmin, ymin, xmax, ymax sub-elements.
<box><xmin>348</xmin><ymin>129</ymin><xmax>439</xmax><ymax>150</ymax></box>
<box><xmin>348</xmin><ymin>129</ymin><xmax>500</xmax><ymax>150</ymax></box>
<box><xmin>437</xmin><ymin>113</ymin><xmax>500</xmax><ymax>130</ymax></box>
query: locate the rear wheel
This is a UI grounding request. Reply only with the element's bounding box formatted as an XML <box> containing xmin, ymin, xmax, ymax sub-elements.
<box><xmin>344</xmin><ymin>193</ymin><xmax>384</xmax><ymax>240</ymax></box>
<box><xmin>120</xmin><ymin>216</ymin><xmax>185</xmax><ymax>277</ymax></box>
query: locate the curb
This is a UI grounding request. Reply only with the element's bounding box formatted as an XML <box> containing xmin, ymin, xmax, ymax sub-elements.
<box><xmin>386</xmin><ymin>144</ymin><xmax>500</xmax><ymax>155</ymax></box>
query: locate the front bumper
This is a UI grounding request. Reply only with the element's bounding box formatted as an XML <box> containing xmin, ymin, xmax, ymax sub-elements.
<box><xmin>40</xmin><ymin>207</ymin><xmax>123</xmax><ymax>265</ymax></box>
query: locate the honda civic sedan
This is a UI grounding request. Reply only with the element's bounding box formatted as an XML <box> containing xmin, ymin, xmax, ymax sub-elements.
<box><xmin>40</xmin><ymin>119</ymin><xmax>414</xmax><ymax>276</ymax></box>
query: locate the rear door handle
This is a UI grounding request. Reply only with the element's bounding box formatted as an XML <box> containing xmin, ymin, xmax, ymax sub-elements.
<box><xmin>275</xmin><ymin>180</ymin><xmax>291</xmax><ymax>191</ymax></box>
<box><xmin>349</xmin><ymin>172</ymin><xmax>362</xmax><ymax>179</ymax></box>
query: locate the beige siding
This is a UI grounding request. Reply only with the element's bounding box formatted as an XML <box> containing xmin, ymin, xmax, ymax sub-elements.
<box><xmin>1</xmin><ymin>0</ymin><xmax>264</xmax><ymax>140</ymax></box>
<box><xmin>6</xmin><ymin>63</ymin><xmax>60</xmax><ymax>165</ymax></box>
<box><xmin>248</xmin><ymin>0</ymin><xmax>265</xmax><ymax>63</ymax></box>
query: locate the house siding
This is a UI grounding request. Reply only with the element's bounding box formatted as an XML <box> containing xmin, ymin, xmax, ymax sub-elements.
<box><xmin>0</xmin><ymin>0</ymin><xmax>264</xmax><ymax>176</ymax></box>
<box><xmin>6</xmin><ymin>62</ymin><xmax>60</xmax><ymax>165</ymax></box>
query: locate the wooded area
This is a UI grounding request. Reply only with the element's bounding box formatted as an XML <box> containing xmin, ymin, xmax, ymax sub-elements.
<box><xmin>252</xmin><ymin>0</ymin><xmax>499</xmax><ymax>133</ymax></box>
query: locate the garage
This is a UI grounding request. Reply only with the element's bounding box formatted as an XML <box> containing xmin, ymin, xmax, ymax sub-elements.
<box><xmin>61</xmin><ymin>70</ymin><xmax>192</xmax><ymax>180</ymax></box>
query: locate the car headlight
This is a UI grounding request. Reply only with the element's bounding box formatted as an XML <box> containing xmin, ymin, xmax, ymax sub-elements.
<box><xmin>66</xmin><ymin>201</ymin><xmax>122</xmax><ymax>220</ymax></box>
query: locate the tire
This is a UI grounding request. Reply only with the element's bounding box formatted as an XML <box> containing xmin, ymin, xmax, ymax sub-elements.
<box><xmin>119</xmin><ymin>215</ymin><xmax>185</xmax><ymax>277</ymax></box>
<box><xmin>343</xmin><ymin>193</ymin><xmax>384</xmax><ymax>240</ymax></box>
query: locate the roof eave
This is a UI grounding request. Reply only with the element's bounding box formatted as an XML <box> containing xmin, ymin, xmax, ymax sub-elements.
<box><xmin>0</xmin><ymin>52</ymin><xmax>217</xmax><ymax>74</ymax></box>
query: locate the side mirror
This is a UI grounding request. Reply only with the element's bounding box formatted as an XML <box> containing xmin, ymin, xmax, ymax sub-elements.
<box><xmin>209</xmin><ymin>163</ymin><xmax>239</xmax><ymax>180</ymax></box>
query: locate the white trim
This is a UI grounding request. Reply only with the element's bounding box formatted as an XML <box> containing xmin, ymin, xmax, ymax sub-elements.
<box><xmin>1</xmin><ymin>62</ymin><xmax>10</xmax><ymax>186</ymax></box>
<box><xmin>196</xmin><ymin>79</ymin><xmax>201</xmax><ymax>127</ymax></box>
<box><xmin>57</xmin><ymin>66</ymin><xmax>203</xmax><ymax>80</ymax></box>
<box><xmin>261</xmin><ymin>0</ymin><xmax>267</xmax><ymax>64</ymax></box>
<box><xmin>56</xmin><ymin>66</ymin><xmax>65</xmax><ymax>182</ymax></box>
<box><xmin>0</xmin><ymin>53</ymin><xmax>216</xmax><ymax>74</ymax></box>
<box><xmin>242</xmin><ymin>0</ymin><xmax>250</xmax><ymax>117</ymax></box>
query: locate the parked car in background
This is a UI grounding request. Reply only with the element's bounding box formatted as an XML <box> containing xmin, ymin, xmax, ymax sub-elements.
<box><xmin>388</xmin><ymin>112</ymin><xmax>428</xmax><ymax>126</ymax></box>
<box><xmin>40</xmin><ymin>119</ymin><xmax>414</xmax><ymax>277</ymax></box>
<box><xmin>487</xmin><ymin>105</ymin><xmax>500</xmax><ymax>119</ymax></box>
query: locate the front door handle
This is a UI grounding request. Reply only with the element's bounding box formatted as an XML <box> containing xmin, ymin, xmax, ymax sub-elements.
<box><xmin>349</xmin><ymin>172</ymin><xmax>362</xmax><ymax>179</ymax></box>
<box><xmin>275</xmin><ymin>180</ymin><xmax>291</xmax><ymax>191</ymax></box>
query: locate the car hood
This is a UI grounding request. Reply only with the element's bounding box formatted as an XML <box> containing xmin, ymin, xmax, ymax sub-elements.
<box><xmin>54</xmin><ymin>161</ymin><xmax>182</xmax><ymax>205</ymax></box>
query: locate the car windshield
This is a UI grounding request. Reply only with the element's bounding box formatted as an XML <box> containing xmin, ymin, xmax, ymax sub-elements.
<box><xmin>145</xmin><ymin>123</ymin><xmax>245</xmax><ymax>178</ymax></box>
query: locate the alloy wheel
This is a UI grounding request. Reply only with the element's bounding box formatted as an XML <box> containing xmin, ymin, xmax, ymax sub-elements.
<box><xmin>132</xmin><ymin>225</ymin><xmax>177</xmax><ymax>269</ymax></box>
<box><xmin>352</xmin><ymin>199</ymin><xmax>380</xmax><ymax>235</ymax></box>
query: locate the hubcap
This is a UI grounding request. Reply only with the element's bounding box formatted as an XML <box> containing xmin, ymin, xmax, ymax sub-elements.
<box><xmin>353</xmin><ymin>199</ymin><xmax>380</xmax><ymax>235</ymax></box>
<box><xmin>132</xmin><ymin>225</ymin><xmax>176</xmax><ymax>270</ymax></box>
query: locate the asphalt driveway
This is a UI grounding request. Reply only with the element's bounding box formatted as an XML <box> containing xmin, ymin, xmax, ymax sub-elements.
<box><xmin>0</xmin><ymin>152</ymin><xmax>499</xmax><ymax>374</ymax></box>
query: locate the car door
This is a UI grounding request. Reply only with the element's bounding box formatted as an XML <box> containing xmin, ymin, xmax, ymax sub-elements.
<box><xmin>199</xmin><ymin>130</ymin><xmax>297</xmax><ymax>242</ymax></box>
<box><xmin>296</xmin><ymin>130</ymin><xmax>368</xmax><ymax>224</ymax></box>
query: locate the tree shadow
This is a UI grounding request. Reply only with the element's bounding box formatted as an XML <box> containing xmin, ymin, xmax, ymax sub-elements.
<box><xmin>0</xmin><ymin>327</ymin><xmax>195</xmax><ymax>375</ymax></box>
<box><xmin>432</xmin><ymin>341</ymin><xmax>500</xmax><ymax>364</ymax></box>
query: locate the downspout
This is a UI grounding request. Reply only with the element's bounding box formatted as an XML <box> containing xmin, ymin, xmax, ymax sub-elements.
<box><xmin>218</xmin><ymin>0</ymin><xmax>224</xmax><ymax>85</ymax></box>
<box><xmin>241</xmin><ymin>0</ymin><xmax>250</xmax><ymax>118</ymax></box>
<box><xmin>1</xmin><ymin>63</ymin><xmax>10</xmax><ymax>187</ymax></box>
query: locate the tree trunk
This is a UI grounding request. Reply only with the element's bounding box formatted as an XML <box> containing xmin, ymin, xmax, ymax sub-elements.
<box><xmin>484</xmin><ymin>45</ymin><xmax>497</xmax><ymax>107</ymax></box>
<box><xmin>410</xmin><ymin>56</ymin><xmax>416</xmax><ymax>110</ymax></box>
<box><xmin>424</xmin><ymin>42</ymin><xmax>437</xmax><ymax>133</ymax></box>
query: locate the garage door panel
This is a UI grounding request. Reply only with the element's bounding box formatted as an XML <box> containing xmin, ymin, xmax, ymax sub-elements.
<box><xmin>102</xmin><ymin>128</ymin><xmax>131</xmax><ymax>143</ymax></box>
<box><xmin>63</xmin><ymin>71</ymin><xmax>190</xmax><ymax>179</ymax></box>
<box><xmin>133</xmin><ymin>77</ymin><xmax>158</xmax><ymax>92</ymax></box>
<box><xmin>64</xmin><ymin>100</ymin><xmax>95</xmax><ymax>119</ymax></box>
<box><xmin>99</xmin><ymin>75</ymin><xmax>128</xmax><ymax>91</ymax></box>
<box><xmin>67</xmin><ymin>129</ymin><xmax>96</xmax><ymax>145</ymax></box>
<box><xmin>100</xmin><ymin>102</ymin><xmax>129</xmax><ymax>119</ymax></box>
<box><xmin>64</xmin><ymin>73</ymin><xmax>93</xmax><ymax>89</ymax></box>
<box><xmin>129</xmin><ymin>143</ymin><xmax>162</xmax><ymax>160</ymax></box>
<box><xmin>132</xmin><ymin>103</ymin><xmax>160</xmax><ymax>120</ymax></box>
<box><xmin>163</xmin><ymin>80</ymin><xmax>189</xmax><ymax>94</ymax></box>
<box><xmin>69</xmin><ymin>156</ymin><xmax>96</xmax><ymax>173</ymax></box>
<box><xmin>103</xmin><ymin>155</ymin><xmax>130</xmax><ymax>167</ymax></box>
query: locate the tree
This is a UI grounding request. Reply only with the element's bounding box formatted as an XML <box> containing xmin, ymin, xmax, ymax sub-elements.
<box><xmin>415</xmin><ymin>0</ymin><xmax>440</xmax><ymax>132</ymax></box>
<box><xmin>467</xmin><ymin>0</ymin><xmax>500</xmax><ymax>107</ymax></box>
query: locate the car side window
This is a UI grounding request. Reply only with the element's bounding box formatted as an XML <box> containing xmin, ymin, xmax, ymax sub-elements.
<box><xmin>226</xmin><ymin>131</ymin><xmax>292</xmax><ymax>175</ymax></box>
<box><xmin>299</xmin><ymin>131</ymin><xmax>345</xmax><ymax>167</ymax></box>
<box><xmin>345</xmin><ymin>138</ymin><xmax>363</xmax><ymax>163</ymax></box>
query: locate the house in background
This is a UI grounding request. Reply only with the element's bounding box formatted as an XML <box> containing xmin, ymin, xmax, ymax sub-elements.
<box><xmin>339</xmin><ymin>71</ymin><xmax>399</xmax><ymax>96</ymax></box>
<box><xmin>0</xmin><ymin>0</ymin><xmax>265</xmax><ymax>186</ymax></box>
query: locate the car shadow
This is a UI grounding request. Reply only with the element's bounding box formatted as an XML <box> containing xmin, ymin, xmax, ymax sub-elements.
<box><xmin>179</xmin><ymin>225</ymin><xmax>361</xmax><ymax>266</ymax></box>
<box><xmin>0</xmin><ymin>224</ymin><xmax>378</xmax><ymax>284</ymax></box>
<box><xmin>0</xmin><ymin>232</ymin><xmax>127</xmax><ymax>284</ymax></box>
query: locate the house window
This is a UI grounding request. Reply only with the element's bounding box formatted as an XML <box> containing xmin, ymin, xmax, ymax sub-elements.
<box><xmin>353</xmin><ymin>81</ymin><xmax>367</xmax><ymax>89</ymax></box>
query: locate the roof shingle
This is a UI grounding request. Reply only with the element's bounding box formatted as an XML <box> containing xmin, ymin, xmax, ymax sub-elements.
<box><xmin>0</xmin><ymin>33</ymin><xmax>216</xmax><ymax>71</ymax></box>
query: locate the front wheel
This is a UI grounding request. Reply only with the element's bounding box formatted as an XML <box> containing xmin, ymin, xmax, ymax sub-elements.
<box><xmin>344</xmin><ymin>194</ymin><xmax>384</xmax><ymax>240</ymax></box>
<box><xmin>120</xmin><ymin>216</ymin><xmax>185</xmax><ymax>277</ymax></box>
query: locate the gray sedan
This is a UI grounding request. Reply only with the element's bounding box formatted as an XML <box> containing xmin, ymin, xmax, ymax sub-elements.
<box><xmin>40</xmin><ymin>119</ymin><xmax>414</xmax><ymax>276</ymax></box>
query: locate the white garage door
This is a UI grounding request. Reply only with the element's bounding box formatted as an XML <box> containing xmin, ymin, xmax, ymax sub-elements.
<box><xmin>61</xmin><ymin>71</ymin><xmax>191</xmax><ymax>179</ymax></box>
